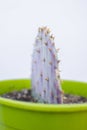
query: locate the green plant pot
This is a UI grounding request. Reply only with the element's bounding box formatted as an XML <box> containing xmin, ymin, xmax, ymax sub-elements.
<box><xmin>0</xmin><ymin>79</ymin><xmax>87</xmax><ymax>130</ymax></box>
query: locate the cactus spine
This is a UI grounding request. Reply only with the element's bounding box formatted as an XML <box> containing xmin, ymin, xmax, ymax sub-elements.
<box><xmin>31</xmin><ymin>27</ymin><xmax>63</xmax><ymax>104</ymax></box>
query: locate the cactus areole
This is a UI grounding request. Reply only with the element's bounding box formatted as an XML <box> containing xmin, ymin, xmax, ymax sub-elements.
<box><xmin>31</xmin><ymin>27</ymin><xmax>63</xmax><ymax>104</ymax></box>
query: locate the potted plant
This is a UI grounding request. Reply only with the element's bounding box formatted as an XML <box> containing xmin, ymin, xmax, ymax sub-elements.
<box><xmin>0</xmin><ymin>27</ymin><xmax>87</xmax><ymax>130</ymax></box>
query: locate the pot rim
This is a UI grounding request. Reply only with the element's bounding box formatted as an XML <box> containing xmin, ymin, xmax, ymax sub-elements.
<box><xmin>0</xmin><ymin>97</ymin><xmax>87</xmax><ymax>112</ymax></box>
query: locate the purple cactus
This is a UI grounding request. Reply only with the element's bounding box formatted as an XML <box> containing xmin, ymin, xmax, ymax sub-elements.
<box><xmin>31</xmin><ymin>27</ymin><xmax>63</xmax><ymax>104</ymax></box>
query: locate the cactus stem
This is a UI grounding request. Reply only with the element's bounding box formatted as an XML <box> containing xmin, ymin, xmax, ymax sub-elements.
<box><xmin>32</xmin><ymin>27</ymin><xmax>63</xmax><ymax>104</ymax></box>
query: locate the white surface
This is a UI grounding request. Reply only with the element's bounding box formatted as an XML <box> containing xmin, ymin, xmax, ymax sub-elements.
<box><xmin>0</xmin><ymin>0</ymin><xmax>87</xmax><ymax>82</ymax></box>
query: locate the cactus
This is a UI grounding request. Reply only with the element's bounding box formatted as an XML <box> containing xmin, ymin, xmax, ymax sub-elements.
<box><xmin>31</xmin><ymin>27</ymin><xmax>63</xmax><ymax>104</ymax></box>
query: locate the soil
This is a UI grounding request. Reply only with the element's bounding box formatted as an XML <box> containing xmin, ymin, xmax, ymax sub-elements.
<box><xmin>1</xmin><ymin>89</ymin><xmax>87</xmax><ymax>104</ymax></box>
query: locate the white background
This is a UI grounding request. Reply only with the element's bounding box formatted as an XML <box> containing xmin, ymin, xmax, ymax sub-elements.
<box><xmin>0</xmin><ymin>0</ymin><xmax>87</xmax><ymax>82</ymax></box>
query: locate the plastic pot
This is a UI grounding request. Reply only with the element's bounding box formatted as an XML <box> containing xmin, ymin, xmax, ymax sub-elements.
<box><xmin>0</xmin><ymin>79</ymin><xmax>87</xmax><ymax>130</ymax></box>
